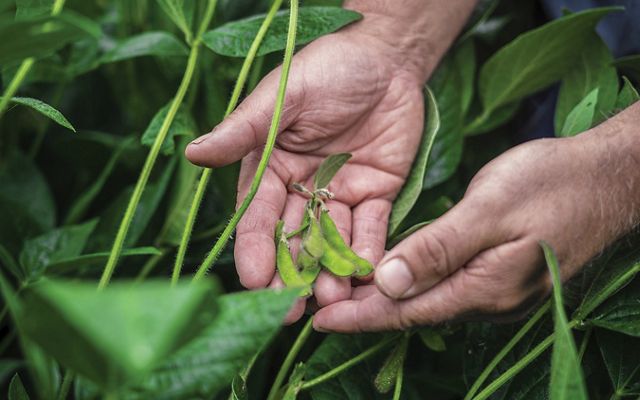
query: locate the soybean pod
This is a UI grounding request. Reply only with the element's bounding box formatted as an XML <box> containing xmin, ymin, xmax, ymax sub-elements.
<box><xmin>297</xmin><ymin>208</ymin><xmax>323</xmax><ymax>284</ymax></box>
<box><xmin>319</xmin><ymin>209</ymin><xmax>374</xmax><ymax>276</ymax></box>
<box><xmin>275</xmin><ymin>221</ymin><xmax>312</xmax><ymax>296</ymax></box>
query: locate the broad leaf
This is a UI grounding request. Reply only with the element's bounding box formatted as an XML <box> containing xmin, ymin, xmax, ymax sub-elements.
<box><xmin>157</xmin><ymin>0</ymin><xmax>194</xmax><ymax>40</ymax></box>
<box><xmin>47</xmin><ymin>247</ymin><xmax>162</xmax><ymax>275</ymax></box>
<box><xmin>418</xmin><ymin>327</ymin><xmax>446</xmax><ymax>352</ymax></box>
<box><xmin>101</xmin><ymin>31</ymin><xmax>189</xmax><ymax>64</ymax></box>
<box><xmin>554</xmin><ymin>33</ymin><xmax>618</xmax><ymax>134</ymax></box>
<box><xmin>8</xmin><ymin>374</ymin><xmax>30</xmax><ymax>400</ymax></box>
<box><xmin>464</xmin><ymin>102</ymin><xmax>519</xmax><ymax>136</ymax></box>
<box><xmin>589</xmin><ymin>278</ymin><xmax>640</xmax><ymax>337</ymax></box>
<box><xmin>558</xmin><ymin>88</ymin><xmax>598</xmax><ymax>137</ymax></box>
<box><xmin>127</xmin><ymin>289</ymin><xmax>297</xmax><ymax>399</ymax></box>
<box><xmin>388</xmin><ymin>87</ymin><xmax>439</xmax><ymax>237</ymax></box>
<box><xmin>18</xmin><ymin>220</ymin><xmax>97</xmax><ymax>280</ymax></box>
<box><xmin>313</xmin><ymin>153</ymin><xmax>351</xmax><ymax>190</ymax></box>
<box><xmin>541</xmin><ymin>242</ymin><xmax>588</xmax><ymax>400</ymax></box>
<box><xmin>0</xmin><ymin>152</ymin><xmax>56</xmax><ymax>254</ymax></box>
<box><xmin>0</xmin><ymin>12</ymin><xmax>100</xmax><ymax>65</ymax></box>
<box><xmin>6</xmin><ymin>97</ymin><xmax>75</xmax><ymax>132</ymax></box>
<box><xmin>615</xmin><ymin>77</ymin><xmax>640</xmax><ymax>111</ymax></box>
<box><xmin>597</xmin><ymin>329</ymin><xmax>640</xmax><ymax>396</ymax></box>
<box><xmin>20</xmin><ymin>278</ymin><xmax>220</xmax><ymax>390</ymax></box>
<box><xmin>478</xmin><ymin>7</ymin><xmax>618</xmax><ymax>115</ymax></box>
<box><xmin>141</xmin><ymin>103</ymin><xmax>197</xmax><ymax>155</ymax></box>
<box><xmin>306</xmin><ymin>334</ymin><xmax>390</xmax><ymax>400</ymax></box>
<box><xmin>15</xmin><ymin>0</ymin><xmax>52</xmax><ymax>20</ymax></box>
<box><xmin>0</xmin><ymin>360</ymin><xmax>23</xmax><ymax>387</ymax></box>
<box><xmin>203</xmin><ymin>7</ymin><xmax>362</xmax><ymax>57</ymax></box>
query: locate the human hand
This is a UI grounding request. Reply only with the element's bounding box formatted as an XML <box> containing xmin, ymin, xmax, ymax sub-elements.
<box><xmin>313</xmin><ymin>107</ymin><xmax>640</xmax><ymax>332</ymax></box>
<box><xmin>186</xmin><ymin>23</ymin><xmax>428</xmax><ymax>322</ymax></box>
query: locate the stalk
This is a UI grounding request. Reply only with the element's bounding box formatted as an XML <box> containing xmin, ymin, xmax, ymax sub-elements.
<box><xmin>56</xmin><ymin>370</ymin><xmax>74</xmax><ymax>400</ymax></box>
<box><xmin>171</xmin><ymin>0</ymin><xmax>284</xmax><ymax>284</ymax></box>
<box><xmin>299</xmin><ymin>335</ymin><xmax>400</xmax><ymax>390</ymax></box>
<box><xmin>471</xmin><ymin>319</ymin><xmax>580</xmax><ymax>400</ymax></box>
<box><xmin>266</xmin><ymin>318</ymin><xmax>314</xmax><ymax>400</ymax></box>
<box><xmin>465</xmin><ymin>301</ymin><xmax>550</xmax><ymax>400</ymax></box>
<box><xmin>0</xmin><ymin>0</ymin><xmax>66</xmax><ymax>120</ymax></box>
<box><xmin>99</xmin><ymin>0</ymin><xmax>218</xmax><ymax>289</ymax></box>
<box><xmin>193</xmin><ymin>0</ymin><xmax>298</xmax><ymax>281</ymax></box>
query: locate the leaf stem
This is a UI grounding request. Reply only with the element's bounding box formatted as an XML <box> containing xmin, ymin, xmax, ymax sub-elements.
<box><xmin>471</xmin><ymin>319</ymin><xmax>580</xmax><ymax>400</ymax></box>
<box><xmin>266</xmin><ymin>317</ymin><xmax>314</xmax><ymax>400</ymax></box>
<box><xmin>193</xmin><ymin>0</ymin><xmax>297</xmax><ymax>281</ymax></box>
<box><xmin>56</xmin><ymin>370</ymin><xmax>74</xmax><ymax>400</ymax></box>
<box><xmin>465</xmin><ymin>301</ymin><xmax>550</xmax><ymax>400</ymax></box>
<box><xmin>0</xmin><ymin>0</ymin><xmax>66</xmax><ymax>120</ymax></box>
<box><xmin>171</xmin><ymin>0</ymin><xmax>284</xmax><ymax>283</ymax></box>
<box><xmin>392</xmin><ymin>334</ymin><xmax>409</xmax><ymax>400</ymax></box>
<box><xmin>99</xmin><ymin>0</ymin><xmax>217</xmax><ymax>289</ymax></box>
<box><xmin>300</xmin><ymin>335</ymin><xmax>400</xmax><ymax>391</ymax></box>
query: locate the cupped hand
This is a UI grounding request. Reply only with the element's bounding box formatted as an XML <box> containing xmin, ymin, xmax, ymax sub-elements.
<box><xmin>186</xmin><ymin>28</ymin><xmax>427</xmax><ymax>322</ymax></box>
<box><xmin>314</xmin><ymin>125</ymin><xmax>640</xmax><ymax>332</ymax></box>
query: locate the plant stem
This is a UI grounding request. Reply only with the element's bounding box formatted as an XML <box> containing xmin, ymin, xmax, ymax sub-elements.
<box><xmin>266</xmin><ymin>317</ymin><xmax>314</xmax><ymax>400</ymax></box>
<box><xmin>0</xmin><ymin>0</ymin><xmax>66</xmax><ymax>121</ymax></box>
<box><xmin>578</xmin><ymin>327</ymin><xmax>591</xmax><ymax>361</ymax></box>
<box><xmin>471</xmin><ymin>319</ymin><xmax>580</xmax><ymax>400</ymax></box>
<box><xmin>286</xmin><ymin>222</ymin><xmax>310</xmax><ymax>239</ymax></box>
<box><xmin>300</xmin><ymin>335</ymin><xmax>399</xmax><ymax>391</ymax></box>
<box><xmin>135</xmin><ymin>249</ymin><xmax>168</xmax><ymax>282</ymax></box>
<box><xmin>100</xmin><ymin>0</ymin><xmax>217</xmax><ymax>289</ymax></box>
<box><xmin>465</xmin><ymin>301</ymin><xmax>550</xmax><ymax>400</ymax></box>
<box><xmin>171</xmin><ymin>0</ymin><xmax>284</xmax><ymax>283</ymax></box>
<box><xmin>193</xmin><ymin>0</ymin><xmax>297</xmax><ymax>281</ymax></box>
<box><xmin>56</xmin><ymin>370</ymin><xmax>74</xmax><ymax>400</ymax></box>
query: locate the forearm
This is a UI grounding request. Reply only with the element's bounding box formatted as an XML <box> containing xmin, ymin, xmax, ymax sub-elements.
<box><xmin>343</xmin><ymin>0</ymin><xmax>478</xmax><ymax>83</ymax></box>
<box><xmin>581</xmin><ymin>102</ymin><xmax>640</xmax><ymax>237</ymax></box>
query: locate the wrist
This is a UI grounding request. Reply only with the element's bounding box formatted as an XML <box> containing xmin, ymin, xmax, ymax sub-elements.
<box><xmin>342</xmin><ymin>0</ymin><xmax>477</xmax><ymax>83</ymax></box>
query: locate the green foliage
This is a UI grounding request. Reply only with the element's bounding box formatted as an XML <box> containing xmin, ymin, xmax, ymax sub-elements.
<box><xmin>313</xmin><ymin>153</ymin><xmax>351</xmax><ymax>190</ymax></box>
<box><xmin>202</xmin><ymin>7</ymin><xmax>361</xmax><ymax>57</ymax></box>
<box><xmin>8</xmin><ymin>374</ymin><xmax>30</xmax><ymax>400</ymax></box>
<box><xmin>141</xmin><ymin>102</ymin><xmax>197</xmax><ymax>155</ymax></box>
<box><xmin>558</xmin><ymin>88</ymin><xmax>599</xmax><ymax>137</ymax></box>
<box><xmin>5</xmin><ymin>97</ymin><xmax>75</xmax><ymax>131</ymax></box>
<box><xmin>101</xmin><ymin>32</ymin><xmax>189</xmax><ymax>64</ymax></box>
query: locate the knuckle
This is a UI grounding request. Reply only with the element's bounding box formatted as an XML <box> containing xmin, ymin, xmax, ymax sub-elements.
<box><xmin>413</xmin><ymin>228</ymin><xmax>454</xmax><ymax>278</ymax></box>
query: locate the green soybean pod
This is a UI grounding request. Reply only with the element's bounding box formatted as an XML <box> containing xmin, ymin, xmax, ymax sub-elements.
<box><xmin>275</xmin><ymin>221</ymin><xmax>312</xmax><ymax>296</ymax></box>
<box><xmin>297</xmin><ymin>249</ymin><xmax>321</xmax><ymax>284</ymax></box>
<box><xmin>319</xmin><ymin>209</ymin><xmax>374</xmax><ymax>276</ymax></box>
<box><xmin>320</xmin><ymin>243</ymin><xmax>357</xmax><ymax>276</ymax></box>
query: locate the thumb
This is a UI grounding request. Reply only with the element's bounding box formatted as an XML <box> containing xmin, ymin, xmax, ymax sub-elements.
<box><xmin>375</xmin><ymin>200</ymin><xmax>502</xmax><ymax>300</ymax></box>
<box><xmin>185</xmin><ymin>68</ymin><xmax>300</xmax><ymax>168</ymax></box>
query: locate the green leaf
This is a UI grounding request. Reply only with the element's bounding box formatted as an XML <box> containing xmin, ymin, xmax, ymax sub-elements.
<box><xmin>418</xmin><ymin>327</ymin><xmax>446</xmax><ymax>352</ymax></box>
<box><xmin>18</xmin><ymin>220</ymin><xmax>97</xmax><ymax>280</ymax></box>
<box><xmin>541</xmin><ymin>242</ymin><xmax>588</xmax><ymax>400</ymax></box>
<box><xmin>313</xmin><ymin>153</ymin><xmax>352</xmax><ymax>190</ymax></box>
<box><xmin>127</xmin><ymin>289</ymin><xmax>297</xmax><ymax>398</ymax></box>
<box><xmin>0</xmin><ymin>244</ymin><xmax>23</xmax><ymax>281</ymax></box>
<box><xmin>589</xmin><ymin>278</ymin><xmax>640</xmax><ymax>337</ymax></box>
<box><xmin>231</xmin><ymin>374</ymin><xmax>248</xmax><ymax>400</ymax></box>
<box><xmin>47</xmin><ymin>247</ymin><xmax>162</xmax><ymax>275</ymax></box>
<box><xmin>15</xmin><ymin>0</ymin><xmax>53</xmax><ymax>20</ymax></box>
<box><xmin>614</xmin><ymin>54</ymin><xmax>640</xmax><ymax>82</ymax></box>
<box><xmin>306</xmin><ymin>334</ymin><xmax>388</xmax><ymax>400</ymax></box>
<box><xmin>463</xmin><ymin>102</ymin><xmax>519</xmax><ymax>136</ymax></box>
<box><xmin>141</xmin><ymin>103</ymin><xmax>197</xmax><ymax>155</ymax></box>
<box><xmin>558</xmin><ymin>88</ymin><xmax>599</xmax><ymax>137</ymax></box>
<box><xmin>554</xmin><ymin>33</ymin><xmax>618</xmax><ymax>134</ymax></box>
<box><xmin>0</xmin><ymin>152</ymin><xmax>56</xmax><ymax>254</ymax></box>
<box><xmin>20</xmin><ymin>278</ymin><xmax>220</xmax><ymax>389</ymax></box>
<box><xmin>203</xmin><ymin>7</ymin><xmax>362</xmax><ymax>57</ymax></box>
<box><xmin>6</xmin><ymin>97</ymin><xmax>76</xmax><ymax>132</ymax></box>
<box><xmin>101</xmin><ymin>31</ymin><xmax>189</xmax><ymax>64</ymax></box>
<box><xmin>0</xmin><ymin>360</ymin><xmax>23</xmax><ymax>387</ymax></box>
<box><xmin>0</xmin><ymin>12</ymin><xmax>100</xmax><ymax>65</ymax></box>
<box><xmin>615</xmin><ymin>77</ymin><xmax>640</xmax><ymax>111</ymax></box>
<box><xmin>374</xmin><ymin>338</ymin><xmax>408</xmax><ymax>394</ymax></box>
<box><xmin>156</xmin><ymin>0</ymin><xmax>194</xmax><ymax>40</ymax></box>
<box><xmin>388</xmin><ymin>87</ymin><xmax>439</xmax><ymax>237</ymax></box>
<box><xmin>8</xmin><ymin>373</ymin><xmax>30</xmax><ymax>400</ymax></box>
<box><xmin>597</xmin><ymin>329</ymin><xmax>640</xmax><ymax>396</ymax></box>
<box><xmin>478</xmin><ymin>7</ymin><xmax>619</xmax><ymax>115</ymax></box>
<box><xmin>387</xmin><ymin>221</ymin><xmax>431</xmax><ymax>249</ymax></box>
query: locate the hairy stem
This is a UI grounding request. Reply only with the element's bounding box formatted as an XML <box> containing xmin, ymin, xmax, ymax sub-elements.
<box><xmin>471</xmin><ymin>319</ymin><xmax>580</xmax><ymax>400</ymax></box>
<box><xmin>193</xmin><ymin>0</ymin><xmax>298</xmax><ymax>280</ymax></box>
<box><xmin>465</xmin><ymin>301</ymin><xmax>550</xmax><ymax>400</ymax></box>
<box><xmin>0</xmin><ymin>0</ymin><xmax>66</xmax><ymax>120</ymax></box>
<box><xmin>56</xmin><ymin>370</ymin><xmax>74</xmax><ymax>400</ymax></box>
<box><xmin>172</xmin><ymin>0</ymin><xmax>284</xmax><ymax>283</ymax></box>
<box><xmin>300</xmin><ymin>335</ymin><xmax>400</xmax><ymax>391</ymax></box>
<box><xmin>267</xmin><ymin>317</ymin><xmax>314</xmax><ymax>400</ymax></box>
<box><xmin>99</xmin><ymin>0</ymin><xmax>217</xmax><ymax>289</ymax></box>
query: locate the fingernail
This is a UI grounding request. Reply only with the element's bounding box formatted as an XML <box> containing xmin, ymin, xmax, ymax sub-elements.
<box><xmin>190</xmin><ymin>132</ymin><xmax>212</xmax><ymax>145</ymax></box>
<box><xmin>375</xmin><ymin>258</ymin><xmax>413</xmax><ymax>299</ymax></box>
